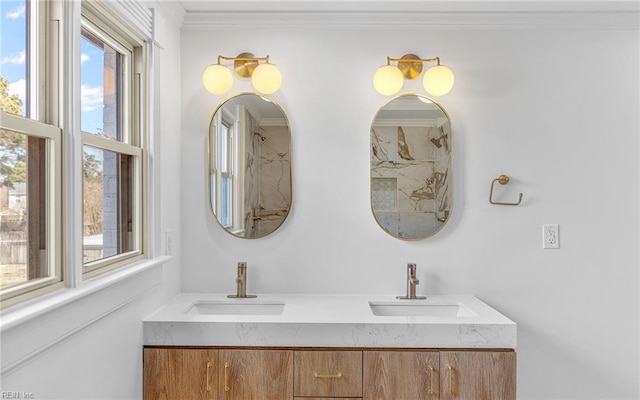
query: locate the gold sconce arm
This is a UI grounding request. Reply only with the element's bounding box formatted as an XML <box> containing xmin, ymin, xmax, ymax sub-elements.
<box><xmin>489</xmin><ymin>174</ymin><xmax>523</xmax><ymax>206</ymax></box>
<box><xmin>217</xmin><ymin>54</ymin><xmax>270</xmax><ymax>64</ymax></box>
<box><xmin>386</xmin><ymin>55</ymin><xmax>441</xmax><ymax>67</ymax></box>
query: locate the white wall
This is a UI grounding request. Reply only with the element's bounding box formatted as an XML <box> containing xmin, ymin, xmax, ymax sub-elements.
<box><xmin>0</xmin><ymin>4</ymin><xmax>182</xmax><ymax>400</ymax></box>
<box><xmin>180</xmin><ymin>15</ymin><xmax>639</xmax><ymax>400</ymax></box>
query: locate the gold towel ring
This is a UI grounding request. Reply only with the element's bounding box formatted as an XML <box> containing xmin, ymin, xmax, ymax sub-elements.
<box><xmin>489</xmin><ymin>175</ymin><xmax>523</xmax><ymax>206</ymax></box>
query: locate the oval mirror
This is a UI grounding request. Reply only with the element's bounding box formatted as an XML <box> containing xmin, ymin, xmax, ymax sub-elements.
<box><xmin>209</xmin><ymin>93</ymin><xmax>292</xmax><ymax>238</ymax></box>
<box><xmin>370</xmin><ymin>94</ymin><xmax>452</xmax><ymax>240</ymax></box>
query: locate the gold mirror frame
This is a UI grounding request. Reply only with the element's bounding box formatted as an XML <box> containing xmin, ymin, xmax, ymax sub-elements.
<box><xmin>370</xmin><ymin>94</ymin><xmax>452</xmax><ymax>240</ymax></box>
<box><xmin>208</xmin><ymin>93</ymin><xmax>292</xmax><ymax>239</ymax></box>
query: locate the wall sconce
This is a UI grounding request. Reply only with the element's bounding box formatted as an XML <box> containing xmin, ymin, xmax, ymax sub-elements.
<box><xmin>202</xmin><ymin>52</ymin><xmax>282</xmax><ymax>95</ymax></box>
<box><xmin>373</xmin><ymin>54</ymin><xmax>454</xmax><ymax>97</ymax></box>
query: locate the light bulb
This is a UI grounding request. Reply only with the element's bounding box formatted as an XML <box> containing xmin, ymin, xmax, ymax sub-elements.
<box><xmin>251</xmin><ymin>63</ymin><xmax>282</xmax><ymax>95</ymax></box>
<box><xmin>373</xmin><ymin>65</ymin><xmax>404</xmax><ymax>96</ymax></box>
<box><xmin>423</xmin><ymin>65</ymin><xmax>454</xmax><ymax>96</ymax></box>
<box><xmin>202</xmin><ymin>64</ymin><xmax>233</xmax><ymax>94</ymax></box>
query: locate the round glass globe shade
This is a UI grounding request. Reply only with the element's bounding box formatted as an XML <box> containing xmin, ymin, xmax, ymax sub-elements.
<box><xmin>423</xmin><ymin>65</ymin><xmax>454</xmax><ymax>96</ymax></box>
<box><xmin>202</xmin><ymin>64</ymin><xmax>233</xmax><ymax>94</ymax></box>
<box><xmin>373</xmin><ymin>65</ymin><xmax>403</xmax><ymax>96</ymax></box>
<box><xmin>252</xmin><ymin>63</ymin><xmax>282</xmax><ymax>95</ymax></box>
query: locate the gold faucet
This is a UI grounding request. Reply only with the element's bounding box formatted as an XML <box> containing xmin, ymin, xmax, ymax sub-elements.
<box><xmin>227</xmin><ymin>262</ymin><xmax>257</xmax><ymax>298</ymax></box>
<box><xmin>397</xmin><ymin>263</ymin><xmax>426</xmax><ymax>299</ymax></box>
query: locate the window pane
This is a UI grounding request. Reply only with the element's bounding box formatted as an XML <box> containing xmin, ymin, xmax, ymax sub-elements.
<box><xmin>219</xmin><ymin>123</ymin><xmax>229</xmax><ymax>173</ymax></box>
<box><xmin>0</xmin><ymin>0</ymin><xmax>28</xmax><ymax>118</ymax></box>
<box><xmin>0</xmin><ymin>130</ymin><xmax>49</xmax><ymax>289</ymax></box>
<box><xmin>80</xmin><ymin>28</ymin><xmax>123</xmax><ymax>141</ymax></box>
<box><xmin>83</xmin><ymin>146</ymin><xmax>134</xmax><ymax>264</ymax></box>
<box><xmin>220</xmin><ymin>175</ymin><xmax>232</xmax><ymax>228</ymax></box>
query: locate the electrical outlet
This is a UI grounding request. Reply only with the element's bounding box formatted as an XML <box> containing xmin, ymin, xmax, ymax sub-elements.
<box><xmin>165</xmin><ymin>230</ymin><xmax>173</xmax><ymax>256</ymax></box>
<box><xmin>542</xmin><ymin>224</ymin><xmax>559</xmax><ymax>249</ymax></box>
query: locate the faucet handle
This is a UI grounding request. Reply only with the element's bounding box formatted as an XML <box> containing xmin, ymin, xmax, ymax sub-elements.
<box><xmin>407</xmin><ymin>263</ymin><xmax>417</xmax><ymax>276</ymax></box>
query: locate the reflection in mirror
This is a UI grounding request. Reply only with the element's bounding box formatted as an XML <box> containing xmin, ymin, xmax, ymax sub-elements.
<box><xmin>209</xmin><ymin>93</ymin><xmax>291</xmax><ymax>238</ymax></box>
<box><xmin>370</xmin><ymin>94</ymin><xmax>452</xmax><ymax>240</ymax></box>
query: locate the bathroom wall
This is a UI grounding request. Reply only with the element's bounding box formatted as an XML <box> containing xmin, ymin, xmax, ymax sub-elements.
<box><xmin>180</xmin><ymin>9</ymin><xmax>639</xmax><ymax>400</ymax></box>
<box><xmin>0</xmin><ymin>3</ymin><xmax>183</xmax><ymax>399</ymax></box>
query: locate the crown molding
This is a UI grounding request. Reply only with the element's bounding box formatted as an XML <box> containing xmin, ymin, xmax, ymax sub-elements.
<box><xmin>183</xmin><ymin>11</ymin><xmax>639</xmax><ymax>30</ymax></box>
<box><xmin>180</xmin><ymin>0</ymin><xmax>639</xmax><ymax>29</ymax></box>
<box><xmin>148</xmin><ymin>0</ymin><xmax>186</xmax><ymax>29</ymax></box>
<box><xmin>179</xmin><ymin>1</ymin><xmax>640</xmax><ymax>14</ymax></box>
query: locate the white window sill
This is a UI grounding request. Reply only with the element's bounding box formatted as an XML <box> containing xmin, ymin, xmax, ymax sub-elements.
<box><xmin>0</xmin><ymin>255</ymin><xmax>171</xmax><ymax>376</ymax></box>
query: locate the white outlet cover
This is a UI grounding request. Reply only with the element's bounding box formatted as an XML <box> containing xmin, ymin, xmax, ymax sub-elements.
<box><xmin>542</xmin><ymin>224</ymin><xmax>559</xmax><ymax>249</ymax></box>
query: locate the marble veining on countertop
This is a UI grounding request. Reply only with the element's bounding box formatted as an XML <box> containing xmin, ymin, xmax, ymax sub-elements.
<box><xmin>143</xmin><ymin>294</ymin><xmax>516</xmax><ymax>349</ymax></box>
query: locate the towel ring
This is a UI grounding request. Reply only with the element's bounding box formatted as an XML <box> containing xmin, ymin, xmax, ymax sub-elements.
<box><xmin>489</xmin><ymin>175</ymin><xmax>523</xmax><ymax>206</ymax></box>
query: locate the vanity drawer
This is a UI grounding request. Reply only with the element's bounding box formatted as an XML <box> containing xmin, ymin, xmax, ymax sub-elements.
<box><xmin>294</xmin><ymin>350</ymin><xmax>363</xmax><ymax>398</ymax></box>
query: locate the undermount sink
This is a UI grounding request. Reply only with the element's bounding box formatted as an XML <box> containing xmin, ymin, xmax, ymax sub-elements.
<box><xmin>185</xmin><ymin>301</ymin><xmax>285</xmax><ymax>316</ymax></box>
<box><xmin>369</xmin><ymin>301</ymin><xmax>477</xmax><ymax>317</ymax></box>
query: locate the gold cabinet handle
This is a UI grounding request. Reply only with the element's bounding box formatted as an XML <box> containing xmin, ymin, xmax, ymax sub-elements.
<box><xmin>313</xmin><ymin>372</ymin><xmax>343</xmax><ymax>379</ymax></box>
<box><xmin>428</xmin><ymin>366</ymin><xmax>435</xmax><ymax>395</ymax></box>
<box><xmin>206</xmin><ymin>362</ymin><xmax>212</xmax><ymax>392</ymax></box>
<box><xmin>224</xmin><ymin>362</ymin><xmax>230</xmax><ymax>392</ymax></box>
<box><xmin>447</xmin><ymin>365</ymin><xmax>454</xmax><ymax>395</ymax></box>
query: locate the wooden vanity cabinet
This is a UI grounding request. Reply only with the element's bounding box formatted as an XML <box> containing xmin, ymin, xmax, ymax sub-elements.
<box><xmin>144</xmin><ymin>347</ymin><xmax>515</xmax><ymax>400</ymax></box>
<box><xmin>363</xmin><ymin>350</ymin><xmax>516</xmax><ymax>400</ymax></box>
<box><xmin>143</xmin><ymin>348</ymin><xmax>293</xmax><ymax>400</ymax></box>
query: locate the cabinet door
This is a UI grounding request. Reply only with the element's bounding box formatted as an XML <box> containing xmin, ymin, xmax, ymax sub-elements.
<box><xmin>440</xmin><ymin>351</ymin><xmax>516</xmax><ymax>400</ymax></box>
<box><xmin>363</xmin><ymin>351</ymin><xmax>439</xmax><ymax>400</ymax></box>
<box><xmin>218</xmin><ymin>349</ymin><xmax>293</xmax><ymax>400</ymax></box>
<box><xmin>144</xmin><ymin>348</ymin><xmax>217</xmax><ymax>400</ymax></box>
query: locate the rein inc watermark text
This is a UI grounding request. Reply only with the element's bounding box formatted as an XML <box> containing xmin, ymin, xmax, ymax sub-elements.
<box><xmin>1</xmin><ymin>392</ymin><xmax>35</xmax><ymax>399</ymax></box>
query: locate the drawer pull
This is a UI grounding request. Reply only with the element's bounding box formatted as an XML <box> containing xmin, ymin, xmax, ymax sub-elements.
<box><xmin>206</xmin><ymin>362</ymin><xmax>212</xmax><ymax>392</ymax></box>
<box><xmin>447</xmin><ymin>365</ymin><xmax>454</xmax><ymax>394</ymax></box>
<box><xmin>428</xmin><ymin>365</ymin><xmax>435</xmax><ymax>395</ymax></box>
<box><xmin>313</xmin><ymin>372</ymin><xmax>343</xmax><ymax>379</ymax></box>
<box><xmin>224</xmin><ymin>362</ymin><xmax>230</xmax><ymax>392</ymax></box>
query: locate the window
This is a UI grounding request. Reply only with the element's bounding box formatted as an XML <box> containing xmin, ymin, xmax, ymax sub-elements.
<box><xmin>212</xmin><ymin>112</ymin><xmax>235</xmax><ymax>230</ymax></box>
<box><xmin>0</xmin><ymin>0</ymin><xmax>63</xmax><ymax>304</ymax></box>
<box><xmin>0</xmin><ymin>0</ymin><xmax>149</xmax><ymax>305</ymax></box>
<box><xmin>80</xmin><ymin>6</ymin><xmax>144</xmax><ymax>276</ymax></box>
<box><xmin>219</xmin><ymin>121</ymin><xmax>233</xmax><ymax>228</ymax></box>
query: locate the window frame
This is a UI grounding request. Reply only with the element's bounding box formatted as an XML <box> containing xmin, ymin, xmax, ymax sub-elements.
<box><xmin>219</xmin><ymin>119</ymin><xmax>233</xmax><ymax>228</ymax></box>
<box><xmin>0</xmin><ymin>112</ymin><xmax>63</xmax><ymax>304</ymax></box>
<box><xmin>0</xmin><ymin>0</ymin><xmax>63</xmax><ymax>307</ymax></box>
<box><xmin>80</xmin><ymin>4</ymin><xmax>146</xmax><ymax>278</ymax></box>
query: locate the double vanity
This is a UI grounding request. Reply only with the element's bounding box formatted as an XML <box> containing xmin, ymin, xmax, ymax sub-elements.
<box><xmin>149</xmin><ymin>83</ymin><xmax>516</xmax><ymax>399</ymax></box>
<box><xmin>143</xmin><ymin>293</ymin><xmax>516</xmax><ymax>399</ymax></box>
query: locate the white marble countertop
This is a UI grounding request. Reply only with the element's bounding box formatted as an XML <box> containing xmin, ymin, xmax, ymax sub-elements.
<box><xmin>143</xmin><ymin>294</ymin><xmax>516</xmax><ymax>349</ymax></box>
